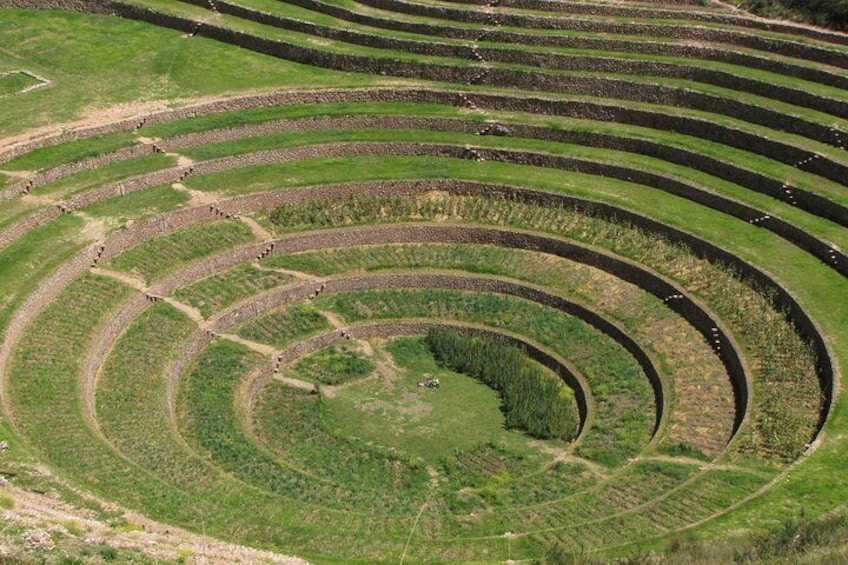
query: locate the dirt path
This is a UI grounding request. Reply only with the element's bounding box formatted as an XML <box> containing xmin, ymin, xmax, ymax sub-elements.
<box><xmin>0</xmin><ymin>479</ymin><xmax>311</xmax><ymax>564</ymax></box>
<box><xmin>161</xmin><ymin>296</ymin><xmax>206</xmax><ymax>325</ymax></box>
<box><xmin>273</xmin><ymin>375</ymin><xmax>317</xmax><ymax>392</ymax></box>
<box><xmin>638</xmin><ymin>454</ymin><xmax>770</xmax><ymax>476</ymax></box>
<box><xmin>320</xmin><ymin>340</ymin><xmax>391</xmax><ymax>400</ymax></box>
<box><xmin>89</xmin><ymin>267</ymin><xmax>205</xmax><ymax>324</ymax></box>
<box><xmin>320</xmin><ymin>310</ymin><xmax>346</xmax><ymax>330</ymax></box>
<box><xmin>171</xmin><ymin>182</ymin><xmax>218</xmax><ymax>206</ymax></box>
<box><xmin>77</xmin><ymin>212</ymin><xmax>108</xmax><ymax>243</ymax></box>
<box><xmin>216</xmin><ymin>332</ymin><xmax>278</xmax><ymax>356</ymax></box>
<box><xmin>19</xmin><ymin>193</ymin><xmax>56</xmax><ymax>205</ymax></box>
<box><xmin>252</xmin><ymin>262</ymin><xmax>315</xmax><ymax>280</ymax></box>
<box><xmin>239</xmin><ymin>216</ymin><xmax>274</xmax><ymax>241</ymax></box>
<box><xmin>0</xmin><ymin>93</ymin><xmax>252</xmax><ymax>155</ymax></box>
<box><xmin>554</xmin><ymin>454</ymin><xmax>610</xmax><ymax>480</ymax></box>
<box><xmin>89</xmin><ymin>267</ymin><xmax>147</xmax><ymax>292</ymax></box>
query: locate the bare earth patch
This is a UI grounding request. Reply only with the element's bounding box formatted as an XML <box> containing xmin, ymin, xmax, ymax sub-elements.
<box><xmin>0</xmin><ymin>477</ymin><xmax>311</xmax><ymax>564</ymax></box>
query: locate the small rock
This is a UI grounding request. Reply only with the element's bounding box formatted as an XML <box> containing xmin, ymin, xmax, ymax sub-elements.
<box><xmin>0</xmin><ymin>441</ymin><xmax>8</xmax><ymax>450</ymax></box>
<box><xmin>482</xmin><ymin>124</ymin><xmax>511</xmax><ymax>137</ymax></box>
<box><xmin>22</xmin><ymin>529</ymin><xmax>55</xmax><ymax>551</ymax></box>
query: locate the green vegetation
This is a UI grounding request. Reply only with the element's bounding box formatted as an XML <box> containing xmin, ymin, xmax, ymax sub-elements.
<box><xmin>82</xmin><ymin>183</ymin><xmax>189</xmax><ymax>225</ymax></box>
<box><xmin>0</xmin><ymin>216</ymin><xmax>86</xmax><ymax>335</ymax></box>
<box><xmin>0</xmin><ymin>9</ymin><xmax>381</xmax><ymax>137</ymax></box>
<box><xmin>182</xmin><ymin>339</ymin><xmax>430</xmax><ymax>516</ymax></box>
<box><xmin>0</xmin><ymin>71</ymin><xmax>42</xmax><ymax>96</ymax></box>
<box><xmin>7</xmin><ymin>275</ymin><xmax>133</xmax><ymax>486</ymax></box>
<box><xmin>105</xmin><ymin>220</ymin><xmax>256</xmax><ymax>282</ymax></box>
<box><xmin>286</xmin><ymin>343</ymin><xmax>375</xmax><ymax>385</ymax></box>
<box><xmin>32</xmin><ymin>153</ymin><xmax>175</xmax><ymax>198</ymax></box>
<box><xmin>1</xmin><ymin>132</ymin><xmax>137</xmax><ymax>171</ymax></box>
<box><xmin>737</xmin><ymin>0</ymin><xmax>848</xmax><ymax>30</ymax></box>
<box><xmin>426</xmin><ymin>328</ymin><xmax>578</xmax><ymax>441</ymax></box>
<box><xmin>271</xmin><ymin>191</ymin><xmax>822</xmax><ymax>461</ymax></box>
<box><xmin>263</xmin><ymin>242</ymin><xmax>731</xmax><ymax>456</ymax></box>
<box><xmin>235</xmin><ymin>303</ymin><xmax>330</xmax><ymax>348</ymax></box>
<box><xmin>319</xmin><ymin>337</ymin><xmax>556</xmax><ymax>464</ymax></box>
<box><xmin>173</xmin><ymin>263</ymin><xmax>292</xmax><ymax>318</ymax></box>
<box><xmin>545</xmin><ymin>508</ymin><xmax>848</xmax><ymax>564</ymax></box>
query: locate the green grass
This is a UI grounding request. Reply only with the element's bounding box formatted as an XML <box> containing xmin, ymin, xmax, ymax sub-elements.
<box><xmin>235</xmin><ymin>303</ymin><xmax>331</xmax><ymax>349</ymax></box>
<box><xmin>285</xmin><ymin>342</ymin><xmax>375</xmax><ymax>386</ymax></box>
<box><xmin>145</xmin><ymin>101</ymin><xmax>847</xmax><ymax>206</ymax></box>
<box><xmin>95</xmin><ymin>302</ymin><xmax>199</xmax><ymax>488</ymax></box>
<box><xmin>32</xmin><ymin>153</ymin><xmax>176</xmax><ymax>198</ymax></box>
<box><xmin>104</xmin><ymin>220</ymin><xmax>256</xmax><ymax>283</ymax></box>
<box><xmin>142</xmin><ymin>102</ymin><xmax>485</xmax><ymax>138</ymax></box>
<box><xmin>7</xmin><ymin>278</ymin><xmax>404</xmax><ymax>558</ymax></box>
<box><xmin>181</xmin><ymin>339</ymin><xmax>430</xmax><ymax>516</ymax></box>
<box><xmin>1</xmin><ymin>131</ymin><xmax>136</xmax><ymax>171</ymax></box>
<box><xmin>0</xmin><ymin>71</ymin><xmax>42</xmax><ymax>96</ymax></box>
<box><xmin>0</xmin><ymin>9</ymin><xmax>384</xmax><ymax>138</ymax></box>
<box><xmin>322</xmin><ymin>337</ymin><xmax>553</xmax><ymax>464</ymax></box>
<box><xmin>193</xmin><ymin>152</ymin><xmax>848</xmax><ymax>252</ymax></box>
<box><xmin>0</xmin><ymin>199</ymin><xmax>41</xmax><ymax>231</ymax></box>
<box><xmin>425</xmin><ymin>328</ymin><xmax>578</xmax><ymax>441</ymax></box>
<box><xmin>110</xmin><ymin>0</ymin><xmax>848</xmax><ymax>130</ymax></box>
<box><xmin>1</xmin><ymin>2</ymin><xmax>847</xmax><ymax>562</ymax></box>
<box><xmin>269</xmin><ymin>191</ymin><xmax>821</xmax><ymax>461</ymax></box>
<box><xmin>0</xmin><ymin>215</ymin><xmax>87</xmax><ymax>336</ymax></box>
<box><xmin>264</xmin><ymin>242</ymin><xmax>730</xmax><ymax>455</ymax></box>
<box><xmin>82</xmin><ymin>183</ymin><xmax>189</xmax><ymax>225</ymax></box>
<box><xmin>192</xmin><ymin>130</ymin><xmax>848</xmax><ymax>247</ymax></box>
<box><xmin>8</xmin><ymin>274</ymin><xmax>134</xmax><ymax>474</ymax></box>
<box><xmin>173</xmin><ymin>263</ymin><xmax>292</xmax><ymax>318</ymax></box>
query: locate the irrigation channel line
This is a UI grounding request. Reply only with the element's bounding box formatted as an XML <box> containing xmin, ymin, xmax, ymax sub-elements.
<box><xmin>399</xmin><ymin>488</ymin><xmax>439</xmax><ymax>565</ymax></box>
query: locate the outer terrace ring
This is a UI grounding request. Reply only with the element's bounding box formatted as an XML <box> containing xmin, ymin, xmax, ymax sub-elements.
<box><xmin>3</xmin><ymin>1</ymin><xmax>848</xmax><ymax>148</ymax></box>
<box><xmin>129</xmin><ymin>0</ymin><xmax>848</xmax><ymax>119</ymax></box>
<box><xmin>4</xmin><ymin>112</ymin><xmax>848</xmax><ymax>229</ymax></box>
<box><xmin>2</xmin><ymin>139</ymin><xmax>848</xmax><ymax>281</ymax></box>
<box><xmin>3</xmin><ymin>88</ymin><xmax>847</xmax><ymax>188</ymax></box>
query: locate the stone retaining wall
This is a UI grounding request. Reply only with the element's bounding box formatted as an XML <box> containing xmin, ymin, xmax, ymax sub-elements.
<box><xmin>178</xmin><ymin>0</ymin><xmax>848</xmax><ymax>119</ymax></box>
<box><xmin>401</xmin><ymin>0</ymin><xmax>848</xmax><ymax>46</ymax></box>
<box><xmin>81</xmin><ymin>294</ymin><xmax>149</xmax><ymax>428</ymax></box>
<box><xmin>2</xmin><ymin>0</ymin><xmax>843</xmax><ymax>147</ymax></box>
<box><xmin>27</xmin><ymin>172</ymin><xmax>838</xmax><ymax>438</ymax></box>
<box><xmin>0</xmin><ymin>155</ymin><xmax>836</xmax><ymax>437</ymax></box>
<box><xmin>4</xmin><ymin>88</ymin><xmax>845</xmax><ymax>191</ymax></box>
<box><xmin>6</xmin><ymin>114</ymin><xmax>845</xmax><ymax>231</ymax></box>
<box><xmin>356</xmin><ymin>0</ymin><xmax>848</xmax><ymax>66</ymax></box>
<box><xmin>2</xmin><ymin>175</ymin><xmax>834</xmax><ymax>445</ymax></box>
<box><xmin>60</xmin><ymin>140</ymin><xmax>845</xmax><ymax>279</ymax></box>
<box><xmin>0</xmin><ymin>144</ymin><xmax>157</xmax><ymax>202</ymax></box>
<box><xmin>280</xmin><ymin>0</ymin><xmax>848</xmax><ymax>88</ymax></box>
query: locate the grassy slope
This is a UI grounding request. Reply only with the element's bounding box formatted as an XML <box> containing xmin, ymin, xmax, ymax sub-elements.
<box><xmin>0</xmin><ymin>9</ymin><xmax>384</xmax><ymax>138</ymax></box>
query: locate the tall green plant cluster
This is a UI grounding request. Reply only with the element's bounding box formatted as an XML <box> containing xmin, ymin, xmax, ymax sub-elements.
<box><xmin>740</xmin><ymin>0</ymin><xmax>848</xmax><ymax>30</ymax></box>
<box><xmin>425</xmin><ymin>328</ymin><xmax>578</xmax><ymax>441</ymax></box>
